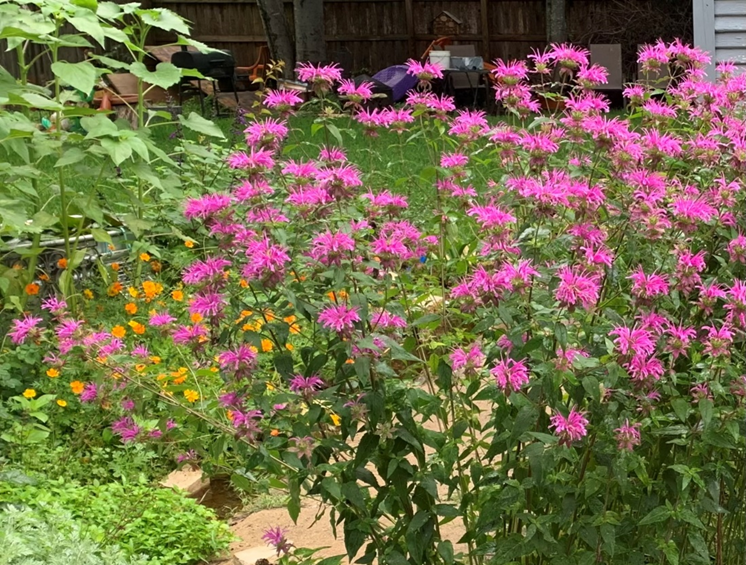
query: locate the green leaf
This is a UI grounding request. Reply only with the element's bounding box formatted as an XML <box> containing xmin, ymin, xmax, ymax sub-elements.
<box><xmin>638</xmin><ymin>506</ymin><xmax>670</xmax><ymax>526</ymax></box>
<box><xmin>50</xmin><ymin>61</ymin><xmax>97</xmax><ymax>94</ymax></box>
<box><xmin>20</xmin><ymin>93</ymin><xmax>62</xmax><ymax>111</ymax></box>
<box><xmin>138</xmin><ymin>8</ymin><xmax>190</xmax><ymax>34</ymax></box>
<box><xmin>82</xmin><ymin>114</ymin><xmax>119</xmax><ymax>137</ymax></box>
<box><xmin>178</xmin><ymin>112</ymin><xmax>225</xmax><ymax>139</ymax></box>
<box><xmin>698</xmin><ymin>398</ymin><xmax>713</xmax><ymax>428</ymax></box>
<box><xmin>90</xmin><ymin>227</ymin><xmax>112</xmax><ymax>244</ymax></box>
<box><xmin>68</xmin><ymin>15</ymin><xmax>105</xmax><ymax>46</ymax></box>
<box><xmin>100</xmin><ymin>138</ymin><xmax>132</xmax><ymax>166</ymax></box>
<box><xmin>130</xmin><ymin>61</ymin><xmax>181</xmax><ymax>90</ymax></box>
<box><xmin>72</xmin><ymin>0</ymin><xmax>99</xmax><ymax>12</ymax></box>
<box><xmin>287</xmin><ymin>476</ymin><xmax>300</xmax><ymax>523</ymax></box>
<box><xmin>55</xmin><ymin>148</ymin><xmax>87</xmax><ymax>168</ymax></box>
<box><xmin>670</xmin><ymin>398</ymin><xmax>690</xmax><ymax>423</ymax></box>
<box><xmin>326</xmin><ymin>123</ymin><xmax>343</xmax><ymax>145</ymax></box>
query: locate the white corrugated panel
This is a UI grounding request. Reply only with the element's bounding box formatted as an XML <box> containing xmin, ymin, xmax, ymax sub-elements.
<box><xmin>716</xmin><ymin>47</ymin><xmax>746</xmax><ymax>62</ymax></box>
<box><xmin>715</xmin><ymin>0</ymin><xmax>746</xmax><ymax>16</ymax></box>
<box><xmin>715</xmin><ymin>14</ymin><xmax>746</xmax><ymax>30</ymax></box>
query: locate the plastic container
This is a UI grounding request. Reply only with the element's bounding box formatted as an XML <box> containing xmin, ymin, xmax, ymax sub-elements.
<box><xmin>429</xmin><ymin>50</ymin><xmax>451</xmax><ymax>70</ymax></box>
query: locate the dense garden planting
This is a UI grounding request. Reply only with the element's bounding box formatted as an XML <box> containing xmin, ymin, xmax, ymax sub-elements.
<box><xmin>1</xmin><ymin>1</ymin><xmax>745</xmax><ymax>564</ymax></box>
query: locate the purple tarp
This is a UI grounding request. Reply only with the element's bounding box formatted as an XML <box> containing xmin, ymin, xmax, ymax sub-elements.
<box><xmin>372</xmin><ymin>65</ymin><xmax>418</xmax><ymax>103</ymax></box>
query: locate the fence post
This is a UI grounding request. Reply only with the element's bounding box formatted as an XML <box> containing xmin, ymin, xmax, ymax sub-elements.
<box><xmin>480</xmin><ymin>0</ymin><xmax>490</xmax><ymax>61</ymax></box>
<box><xmin>692</xmin><ymin>0</ymin><xmax>716</xmax><ymax>80</ymax></box>
<box><xmin>405</xmin><ymin>0</ymin><xmax>415</xmax><ymax>58</ymax></box>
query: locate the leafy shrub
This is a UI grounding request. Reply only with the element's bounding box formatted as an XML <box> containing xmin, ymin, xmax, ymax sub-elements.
<box><xmin>0</xmin><ymin>477</ymin><xmax>234</xmax><ymax>565</ymax></box>
<box><xmin>0</xmin><ymin>505</ymin><xmax>148</xmax><ymax>565</ymax></box>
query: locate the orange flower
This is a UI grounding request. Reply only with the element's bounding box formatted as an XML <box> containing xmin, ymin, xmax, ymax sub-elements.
<box><xmin>39</xmin><ymin>273</ymin><xmax>50</xmax><ymax>282</ymax></box>
<box><xmin>171</xmin><ymin>289</ymin><xmax>184</xmax><ymax>301</ymax></box>
<box><xmin>345</xmin><ymin>358</ymin><xmax>355</xmax><ymax>364</ymax></box>
<box><xmin>83</xmin><ymin>289</ymin><xmax>94</xmax><ymax>299</ymax></box>
<box><xmin>149</xmin><ymin>356</ymin><xmax>161</xmax><ymax>364</ymax></box>
<box><xmin>108</xmin><ymin>244</ymin><xmax>115</xmax><ymax>251</ymax></box>
<box><xmin>226</xmin><ymin>410</ymin><xmax>234</xmax><ymax>421</ymax></box>
<box><xmin>128</xmin><ymin>320</ymin><xmax>146</xmax><ymax>335</ymax></box>
<box><xmin>111</xmin><ymin>263</ymin><xmax>120</xmax><ymax>271</ymax></box>
<box><xmin>111</xmin><ymin>325</ymin><xmax>126</xmax><ymax>338</ymax></box>
<box><xmin>284</xmin><ymin>315</ymin><xmax>301</xmax><ymax>334</ymax></box>
<box><xmin>239</xmin><ymin>279</ymin><xmax>249</xmax><ymax>288</ymax></box>
<box><xmin>261</xmin><ymin>339</ymin><xmax>273</xmax><ymax>352</ymax></box>
<box><xmin>46</xmin><ymin>368</ymin><xmax>60</xmax><ymax>378</ymax></box>
<box><xmin>112</xmin><ymin>371</ymin><xmax>123</xmax><ymax>379</ymax></box>
<box><xmin>125</xmin><ymin>302</ymin><xmax>138</xmax><ymax>315</ymax></box>
<box><xmin>185</xmin><ymin>240</ymin><xmax>195</xmax><ymax>248</ymax></box>
<box><xmin>25</xmin><ymin>283</ymin><xmax>40</xmax><ymax>296</ymax></box>
<box><xmin>139</xmin><ymin>252</ymin><xmax>151</xmax><ymax>262</ymax></box>
<box><xmin>135</xmin><ymin>364</ymin><xmax>146</xmax><ymax>372</ymax></box>
<box><xmin>71</xmin><ymin>381</ymin><xmax>85</xmax><ymax>394</ymax></box>
<box><xmin>150</xmin><ymin>260</ymin><xmax>162</xmax><ymax>273</ymax></box>
<box><xmin>57</xmin><ymin>257</ymin><xmax>67</xmax><ymax>269</ymax></box>
<box><xmin>327</xmin><ymin>290</ymin><xmax>348</xmax><ymax>302</ymax></box>
<box><xmin>270</xmin><ymin>429</ymin><xmax>280</xmax><ymax>436</ymax></box>
<box><xmin>285</xmin><ymin>343</ymin><xmax>294</xmax><ymax>351</ymax></box>
<box><xmin>190</xmin><ymin>312</ymin><xmax>203</xmax><ymax>324</ymax></box>
<box><xmin>142</xmin><ymin>280</ymin><xmax>163</xmax><ymax>300</ymax></box>
<box><xmin>108</xmin><ymin>282</ymin><xmax>123</xmax><ymax>296</ymax></box>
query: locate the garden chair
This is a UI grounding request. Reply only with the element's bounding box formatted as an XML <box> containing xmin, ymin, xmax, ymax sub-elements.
<box><xmin>590</xmin><ymin>44</ymin><xmax>623</xmax><ymax>91</ymax></box>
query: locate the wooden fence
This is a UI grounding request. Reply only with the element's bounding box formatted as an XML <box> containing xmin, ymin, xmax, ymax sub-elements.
<box><xmin>2</xmin><ymin>0</ymin><xmax>692</xmax><ymax>84</ymax></box>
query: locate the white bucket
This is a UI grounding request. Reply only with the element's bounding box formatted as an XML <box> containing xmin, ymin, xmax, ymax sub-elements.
<box><xmin>429</xmin><ymin>50</ymin><xmax>451</xmax><ymax>70</ymax></box>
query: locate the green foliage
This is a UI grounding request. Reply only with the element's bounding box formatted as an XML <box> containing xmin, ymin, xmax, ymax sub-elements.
<box><xmin>0</xmin><ymin>506</ymin><xmax>149</xmax><ymax>565</ymax></box>
<box><xmin>0</xmin><ymin>477</ymin><xmax>234</xmax><ymax>565</ymax></box>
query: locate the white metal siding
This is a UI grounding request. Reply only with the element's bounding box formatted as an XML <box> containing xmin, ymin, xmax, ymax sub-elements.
<box><xmin>695</xmin><ymin>0</ymin><xmax>746</xmax><ymax>77</ymax></box>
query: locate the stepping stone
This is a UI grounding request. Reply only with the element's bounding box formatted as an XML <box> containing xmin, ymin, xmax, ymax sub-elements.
<box><xmin>234</xmin><ymin>546</ymin><xmax>276</xmax><ymax>565</ymax></box>
<box><xmin>160</xmin><ymin>467</ymin><xmax>210</xmax><ymax>497</ymax></box>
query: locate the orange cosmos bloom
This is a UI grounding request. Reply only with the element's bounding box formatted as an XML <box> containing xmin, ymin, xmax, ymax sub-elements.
<box><xmin>46</xmin><ymin>368</ymin><xmax>60</xmax><ymax>378</ymax></box>
<box><xmin>83</xmin><ymin>289</ymin><xmax>94</xmax><ymax>299</ymax></box>
<box><xmin>261</xmin><ymin>339</ymin><xmax>273</xmax><ymax>352</ymax></box>
<box><xmin>39</xmin><ymin>273</ymin><xmax>50</xmax><ymax>282</ymax></box>
<box><xmin>111</xmin><ymin>263</ymin><xmax>120</xmax><ymax>271</ymax></box>
<box><xmin>128</xmin><ymin>320</ymin><xmax>145</xmax><ymax>335</ymax></box>
<box><xmin>171</xmin><ymin>289</ymin><xmax>184</xmax><ymax>301</ymax></box>
<box><xmin>183</xmin><ymin>389</ymin><xmax>199</xmax><ymax>402</ymax></box>
<box><xmin>108</xmin><ymin>282</ymin><xmax>123</xmax><ymax>296</ymax></box>
<box><xmin>70</xmin><ymin>381</ymin><xmax>85</xmax><ymax>394</ymax></box>
<box><xmin>125</xmin><ymin>302</ymin><xmax>138</xmax><ymax>315</ymax></box>
<box><xmin>185</xmin><ymin>240</ymin><xmax>195</xmax><ymax>248</ymax></box>
<box><xmin>139</xmin><ymin>252</ymin><xmax>150</xmax><ymax>262</ymax></box>
<box><xmin>190</xmin><ymin>312</ymin><xmax>203</xmax><ymax>323</ymax></box>
<box><xmin>25</xmin><ymin>283</ymin><xmax>40</xmax><ymax>296</ymax></box>
<box><xmin>111</xmin><ymin>325</ymin><xmax>126</xmax><ymax>338</ymax></box>
<box><xmin>57</xmin><ymin>258</ymin><xmax>67</xmax><ymax>269</ymax></box>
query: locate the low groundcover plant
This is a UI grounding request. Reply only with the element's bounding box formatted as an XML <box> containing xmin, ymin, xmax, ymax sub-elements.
<box><xmin>5</xmin><ymin>40</ymin><xmax>746</xmax><ymax>565</ymax></box>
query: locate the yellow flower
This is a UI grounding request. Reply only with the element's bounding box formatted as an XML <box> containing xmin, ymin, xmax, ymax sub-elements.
<box><xmin>46</xmin><ymin>368</ymin><xmax>60</xmax><ymax>378</ymax></box>
<box><xmin>261</xmin><ymin>339</ymin><xmax>273</xmax><ymax>352</ymax></box>
<box><xmin>330</xmin><ymin>413</ymin><xmax>341</xmax><ymax>426</ymax></box>
<box><xmin>135</xmin><ymin>364</ymin><xmax>146</xmax><ymax>373</ymax></box>
<box><xmin>185</xmin><ymin>240</ymin><xmax>195</xmax><ymax>248</ymax></box>
<box><xmin>70</xmin><ymin>381</ymin><xmax>85</xmax><ymax>394</ymax></box>
<box><xmin>128</xmin><ymin>320</ymin><xmax>146</xmax><ymax>335</ymax></box>
<box><xmin>57</xmin><ymin>399</ymin><xmax>67</xmax><ymax>407</ymax></box>
<box><xmin>327</xmin><ymin>290</ymin><xmax>348</xmax><ymax>302</ymax></box>
<box><xmin>150</xmin><ymin>356</ymin><xmax>161</xmax><ymax>364</ymax></box>
<box><xmin>83</xmin><ymin>288</ymin><xmax>94</xmax><ymax>299</ymax></box>
<box><xmin>248</xmin><ymin>346</ymin><xmax>258</xmax><ymax>354</ymax></box>
<box><xmin>22</xmin><ymin>388</ymin><xmax>36</xmax><ymax>399</ymax></box>
<box><xmin>125</xmin><ymin>302</ymin><xmax>138</xmax><ymax>315</ymax></box>
<box><xmin>210</xmin><ymin>366</ymin><xmax>219</xmax><ymax>373</ymax></box>
<box><xmin>111</xmin><ymin>325</ymin><xmax>126</xmax><ymax>338</ymax></box>
<box><xmin>285</xmin><ymin>343</ymin><xmax>294</xmax><ymax>351</ymax></box>
<box><xmin>171</xmin><ymin>289</ymin><xmax>184</xmax><ymax>301</ymax></box>
<box><xmin>140</xmin><ymin>252</ymin><xmax>151</xmax><ymax>262</ymax></box>
<box><xmin>266</xmin><ymin>382</ymin><xmax>275</xmax><ymax>391</ymax></box>
<box><xmin>184</xmin><ymin>389</ymin><xmax>199</xmax><ymax>403</ymax></box>
<box><xmin>111</xmin><ymin>262</ymin><xmax>120</xmax><ymax>272</ymax></box>
<box><xmin>128</xmin><ymin>286</ymin><xmax>139</xmax><ymax>298</ymax></box>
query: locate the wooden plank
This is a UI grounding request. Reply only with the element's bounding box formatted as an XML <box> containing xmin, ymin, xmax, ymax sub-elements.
<box><xmin>404</xmin><ymin>0</ymin><xmax>415</xmax><ymax>59</ymax></box>
<box><xmin>715</xmin><ymin>0</ymin><xmax>746</xmax><ymax>16</ymax></box>
<box><xmin>480</xmin><ymin>0</ymin><xmax>490</xmax><ymax>60</ymax></box>
<box><xmin>715</xmin><ymin>31</ymin><xmax>746</xmax><ymax>47</ymax></box>
<box><xmin>715</xmin><ymin>14</ymin><xmax>746</xmax><ymax>30</ymax></box>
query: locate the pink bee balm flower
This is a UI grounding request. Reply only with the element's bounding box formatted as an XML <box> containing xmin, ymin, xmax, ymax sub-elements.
<box><xmin>690</xmin><ymin>382</ymin><xmax>712</xmax><ymax>403</ymax></box>
<box><xmin>614</xmin><ymin>419</ymin><xmax>641</xmax><ymax>451</ymax></box>
<box><xmin>244</xmin><ymin>118</ymin><xmax>289</xmax><ymax>148</ymax></box>
<box><xmin>702</xmin><ymin>324</ymin><xmax>734</xmax><ymax>357</ymax></box>
<box><xmin>319</xmin><ymin>145</ymin><xmax>347</xmax><ymax>163</ymax></box>
<box><xmin>188</xmin><ymin>292</ymin><xmax>227</xmax><ymax>318</ymax></box>
<box><xmin>309</xmin><ymin>231</ymin><xmax>356</xmax><ymax>266</ymax></box>
<box><xmin>219</xmin><ymin>345</ymin><xmax>257</xmax><ymax>378</ymax></box>
<box><xmin>289</xmin><ymin>374</ymin><xmax>325</xmax><ymax>396</ymax></box>
<box><xmin>554</xmin><ymin>267</ymin><xmax>601</xmax><ymax>311</ymax></box>
<box><xmin>628</xmin><ymin>266</ymin><xmax>669</xmax><ymax>301</ymax></box>
<box><xmin>184</xmin><ymin>194</ymin><xmax>232</xmax><ymax>220</ymax></box>
<box><xmin>609</xmin><ymin>326</ymin><xmax>656</xmax><ymax>357</ymax></box>
<box><xmin>625</xmin><ymin>354</ymin><xmax>664</xmax><ymax>384</ymax></box>
<box><xmin>576</xmin><ymin>63</ymin><xmax>609</xmax><ymax>88</ymax></box>
<box><xmin>80</xmin><ymin>382</ymin><xmax>98</xmax><ymax>403</ymax></box>
<box><xmin>149</xmin><ymin>312</ymin><xmax>176</xmax><ymax>327</ymax></box>
<box><xmin>296</xmin><ymin>62</ymin><xmax>342</xmax><ymax>92</ymax></box>
<box><xmin>263</xmin><ymin>89</ymin><xmax>303</xmax><ymax>114</ymax></box>
<box><xmin>227</xmin><ymin>147</ymin><xmax>275</xmax><ymax>172</ymax></box>
<box><xmin>405</xmin><ymin>59</ymin><xmax>444</xmax><ymax>83</ymax></box>
<box><xmin>440</xmin><ymin>152</ymin><xmax>469</xmax><ymax>169</ymax></box>
<box><xmin>665</xmin><ymin>324</ymin><xmax>696</xmax><ymax>359</ymax></box>
<box><xmin>41</xmin><ymin>296</ymin><xmax>67</xmax><ymax>315</ymax></box>
<box><xmin>450</xmin><ymin>343</ymin><xmax>486</xmax><ymax>373</ymax></box>
<box><xmin>370</xmin><ymin>310</ymin><xmax>407</xmax><ymax>331</ymax></box>
<box><xmin>550</xmin><ymin>407</ymin><xmax>588</xmax><ymax>445</ymax></box>
<box><xmin>111</xmin><ymin>416</ymin><xmax>141</xmax><ymax>443</ymax></box>
<box><xmin>728</xmin><ymin>234</ymin><xmax>746</xmax><ymax>264</ymax></box>
<box><xmin>182</xmin><ymin>257</ymin><xmax>232</xmax><ymax>286</ymax></box>
<box><xmin>172</xmin><ymin>324</ymin><xmax>209</xmax><ymax>347</ymax></box>
<box><xmin>490</xmin><ymin>59</ymin><xmax>529</xmax><ymax>86</ymax></box>
<box><xmin>8</xmin><ymin>314</ymin><xmax>43</xmax><ymax>345</ymax></box>
<box><xmin>337</xmin><ymin>79</ymin><xmax>373</xmax><ymax>103</ymax></box>
<box><xmin>262</xmin><ymin>526</ymin><xmax>293</xmax><ymax>556</ymax></box>
<box><xmin>318</xmin><ymin>304</ymin><xmax>360</xmax><ymax>333</ymax></box>
<box><xmin>528</xmin><ymin>47</ymin><xmax>553</xmax><ymax>74</ymax></box>
<box><xmin>491</xmin><ymin>357</ymin><xmax>530</xmax><ymax>394</ymax></box>
<box><xmin>242</xmin><ymin>236</ymin><xmax>291</xmax><ymax>287</ymax></box>
<box><xmin>548</xmin><ymin>43</ymin><xmax>589</xmax><ymax>71</ymax></box>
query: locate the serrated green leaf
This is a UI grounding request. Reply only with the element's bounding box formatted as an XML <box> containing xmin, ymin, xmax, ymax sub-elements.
<box><xmin>51</xmin><ymin>61</ymin><xmax>97</xmax><ymax>94</ymax></box>
<box><xmin>178</xmin><ymin>112</ymin><xmax>225</xmax><ymax>138</ymax></box>
<box><xmin>130</xmin><ymin>61</ymin><xmax>181</xmax><ymax>90</ymax></box>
